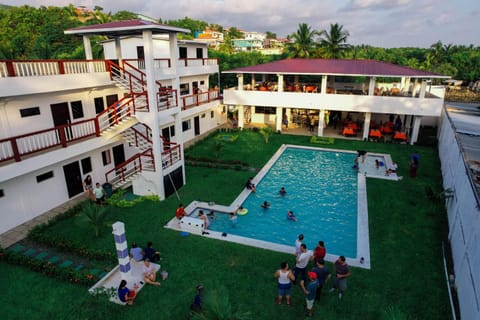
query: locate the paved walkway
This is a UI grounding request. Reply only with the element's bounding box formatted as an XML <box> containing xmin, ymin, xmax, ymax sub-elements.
<box><xmin>0</xmin><ymin>195</ymin><xmax>87</xmax><ymax>248</ymax></box>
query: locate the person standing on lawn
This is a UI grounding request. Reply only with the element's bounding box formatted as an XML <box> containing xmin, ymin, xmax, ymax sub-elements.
<box><xmin>329</xmin><ymin>255</ymin><xmax>351</xmax><ymax>300</ymax></box>
<box><xmin>311</xmin><ymin>258</ymin><xmax>331</xmax><ymax>301</ymax></box>
<box><xmin>301</xmin><ymin>272</ymin><xmax>319</xmax><ymax>317</ymax></box>
<box><xmin>274</xmin><ymin>261</ymin><xmax>295</xmax><ymax>305</ymax></box>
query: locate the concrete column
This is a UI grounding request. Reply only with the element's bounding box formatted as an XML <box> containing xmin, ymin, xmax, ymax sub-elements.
<box><xmin>251</xmin><ymin>73</ymin><xmax>256</xmax><ymax>88</ymax></box>
<box><xmin>412</xmin><ymin>79</ymin><xmax>419</xmax><ymax>97</ymax></box>
<box><xmin>400</xmin><ymin>77</ymin><xmax>406</xmax><ymax>92</ymax></box>
<box><xmin>410</xmin><ymin>116</ymin><xmax>422</xmax><ymax>145</ymax></box>
<box><xmin>112</xmin><ymin>221</ymin><xmax>131</xmax><ymax>280</ymax></box>
<box><xmin>404</xmin><ymin>77</ymin><xmax>411</xmax><ymax>95</ymax></box>
<box><xmin>368</xmin><ymin>77</ymin><xmax>376</xmax><ymax>96</ymax></box>
<box><xmin>168</xmin><ymin>33</ymin><xmax>179</xmax><ymax>90</ymax></box>
<box><xmin>114</xmin><ymin>36</ymin><xmax>123</xmax><ymax>67</ymax></box>
<box><xmin>275</xmin><ymin>107</ymin><xmax>282</xmax><ymax>131</ymax></box>
<box><xmin>143</xmin><ymin>30</ymin><xmax>165</xmax><ymax>198</ymax></box>
<box><xmin>238</xmin><ymin>105</ymin><xmax>244</xmax><ymax>129</ymax></box>
<box><xmin>362</xmin><ymin>112</ymin><xmax>371</xmax><ymax>140</ymax></box>
<box><xmin>237</xmin><ymin>73</ymin><xmax>244</xmax><ymax>90</ymax></box>
<box><xmin>83</xmin><ymin>35</ymin><xmax>93</xmax><ymax>59</ymax></box>
<box><xmin>317</xmin><ymin>109</ymin><xmax>325</xmax><ymax>136</ymax></box>
<box><xmin>419</xmin><ymin>80</ymin><xmax>427</xmax><ymax>98</ymax></box>
<box><xmin>321</xmin><ymin>75</ymin><xmax>327</xmax><ymax>94</ymax></box>
<box><xmin>277</xmin><ymin>74</ymin><xmax>284</xmax><ymax>92</ymax></box>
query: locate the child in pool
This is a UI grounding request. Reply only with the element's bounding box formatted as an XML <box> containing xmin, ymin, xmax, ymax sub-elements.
<box><xmin>287</xmin><ymin>210</ymin><xmax>297</xmax><ymax>222</ymax></box>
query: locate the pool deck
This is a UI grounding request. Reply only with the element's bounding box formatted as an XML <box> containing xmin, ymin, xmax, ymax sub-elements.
<box><xmin>165</xmin><ymin>145</ymin><xmax>401</xmax><ymax>270</ymax></box>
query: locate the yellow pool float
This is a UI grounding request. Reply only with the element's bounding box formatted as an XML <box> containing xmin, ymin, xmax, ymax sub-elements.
<box><xmin>237</xmin><ymin>208</ymin><xmax>248</xmax><ymax>215</ymax></box>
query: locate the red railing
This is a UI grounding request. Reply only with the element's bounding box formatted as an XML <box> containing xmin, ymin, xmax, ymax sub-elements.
<box><xmin>181</xmin><ymin>88</ymin><xmax>221</xmax><ymax>110</ymax></box>
<box><xmin>130</xmin><ymin>123</ymin><xmax>152</xmax><ymax>146</ymax></box>
<box><xmin>106</xmin><ymin>60</ymin><xmax>146</xmax><ymax>94</ymax></box>
<box><xmin>161</xmin><ymin>143</ymin><xmax>181</xmax><ymax>169</ymax></box>
<box><xmin>105</xmin><ymin>148</ymin><xmax>155</xmax><ymax>185</ymax></box>
<box><xmin>0</xmin><ymin>118</ymin><xmax>97</xmax><ymax>163</ymax></box>
<box><xmin>0</xmin><ymin>59</ymin><xmax>109</xmax><ymax>77</ymax></box>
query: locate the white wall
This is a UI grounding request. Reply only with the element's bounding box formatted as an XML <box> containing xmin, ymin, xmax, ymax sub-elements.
<box><xmin>0</xmin><ymin>86</ymin><xmax>124</xmax><ymax>138</ymax></box>
<box><xmin>438</xmin><ymin>110</ymin><xmax>480</xmax><ymax>320</ymax></box>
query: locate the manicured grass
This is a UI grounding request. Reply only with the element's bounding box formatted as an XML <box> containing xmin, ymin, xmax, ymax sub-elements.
<box><xmin>0</xmin><ymin>130</ymin><xmax>451</xmax><ymax>319</ymax></box>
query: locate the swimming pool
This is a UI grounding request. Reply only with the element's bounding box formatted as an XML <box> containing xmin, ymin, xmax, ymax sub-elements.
<box><xmin>196</xmin><ymin>147</ymin><xmax>358</xmax><ymax>257</ymax></box>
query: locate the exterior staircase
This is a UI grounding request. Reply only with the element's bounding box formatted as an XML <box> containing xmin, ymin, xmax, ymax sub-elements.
<box><xmin>100</xmin><ymin>61</ymin><xmax>182</xmax><ymax>190</ymax></box>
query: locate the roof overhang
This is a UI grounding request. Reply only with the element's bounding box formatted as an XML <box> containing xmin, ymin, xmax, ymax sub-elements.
<box><xmin>65</xmin><ymin>19</ymin><xmax>190</xmax><ymax>38</ymax></box>
<box><xmin>222</xmin><ymin>58</ymin><xmax>449</xmax><ymax>79</ymax></box>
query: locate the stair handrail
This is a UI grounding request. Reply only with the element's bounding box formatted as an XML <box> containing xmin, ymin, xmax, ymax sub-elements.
<box><xmin>106</xmin><ymin>60</ymin><xmax>146</xmax><ymax>94</ymax></box>
<box><xmin>104</xmin><ymin>148</ymin><xmax>154</xmax><ymax>183</ymax></box>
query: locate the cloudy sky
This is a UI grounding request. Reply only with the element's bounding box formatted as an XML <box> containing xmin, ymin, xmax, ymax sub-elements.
<box><xmin>3</xmin><ymin>0</ymin><xmax>480</xmax><ymax>48</ymax></box>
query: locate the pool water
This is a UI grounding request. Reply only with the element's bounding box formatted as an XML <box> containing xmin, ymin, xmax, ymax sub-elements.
<box><xmin>205</xmin><ymin>147</ymin><xmax>358</xmax><ymax>257</ymax></box>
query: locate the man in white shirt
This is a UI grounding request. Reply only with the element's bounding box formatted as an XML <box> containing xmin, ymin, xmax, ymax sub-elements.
<box><xmin>295</xmin><ymin>234</ymin><xmax>304</xmax><ymax>256</ymax></box>
<box><xmin>92</xmin><ymin>182</ymin><xmax>105</xmax><ymax>205</ymax></box>
<box><xmin>294</xmin><ymin>244</ymin><xmax>313</xmax><ymax>284</ymax></box>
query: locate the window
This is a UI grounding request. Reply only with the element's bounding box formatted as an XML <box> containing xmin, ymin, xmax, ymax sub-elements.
<box><xmin>179</xmin><ymin>47</ymin><xmax>187</xmax><ymax>59</ymax></box>
<box><xmin>170</xmin><ymin>125</ymin><xmax>175</xmax><ymax>137</ymax></box>
<box><xmin>201</xmin><ymin>113</ymin><xmax>206</xmax><ymax>118</ymax></box>
<box><xmin>0</xmin><ymin>189</ymin><xmax>4</xmax><ymax>198</ymax></box>
<box><xmin>36</xmin><ymin>171</ymin><xmax>54</xmax><ymax>183</ymax></box>
<box><xmin>102</xmin><ymin>150</ymin><xmax>111</xmax><ymax>166</ymax></box>
<box><xmin>71</xmin><ymin>100</ymin><xmax>84</xmax><ymax>119</ymax></box>
<box><xmin>20</xmin><ymin>107</ymin><xmax>40</xmax><ymax>118</ymax></box>
<box><xmin>255</xmin><ymin>106</ymin><xmax>276</xmax><ymax>114</ymax></box>
<box><xmin>211</xmin><ymin>111</ymin><xmax>214</xmax><ymax>118</ymax></box>
<box><xmin>180</xmin><ymin>83</ymin><xmax>190</xmax><ymax>96</ymax></box>
<box><xmin>200</xmin><ymin>80</ymin><xmax>205</xmax><ymax>85</ymax></box>
<box><xmin>182</xmin><ymin>120</ymin><xmax>191</xmax><ymax>132</ymax></box>
<box><xmin>196</xmin><ymin>48</ymin><xmax>203</xmax><ymax>59</ymax></box>
<box><xmin>81</xmin><ymin>157</ymin><xmax>92</xmax><ymax>174</ymax></box>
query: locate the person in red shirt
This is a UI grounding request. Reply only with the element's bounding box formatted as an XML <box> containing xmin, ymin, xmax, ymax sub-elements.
<box><xmin>314</xmin><ymin>241</ymin><xmax>326</xmax><ymax>260</ymax></box>
<box><xmin>176</xmin><ymin>203</ymin><xmax>186</xmax><ymax>219</ymax></box>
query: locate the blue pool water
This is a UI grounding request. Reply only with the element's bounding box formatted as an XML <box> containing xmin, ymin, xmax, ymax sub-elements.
<box><xmin>201</xmin><ymin>147</ymin><xmax>358</xmax><ymax>257</ymax></box>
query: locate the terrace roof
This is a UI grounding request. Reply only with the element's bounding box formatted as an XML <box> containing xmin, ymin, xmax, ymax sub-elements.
<box><xmin>65</xmin><ymin>19</ymin><xmax>189</xmax><ymax>37</ymax></box>
<box><xmin>223</xmin><ymin>58</ymin><xmax>448</xmax><ymax>79</ymax></box>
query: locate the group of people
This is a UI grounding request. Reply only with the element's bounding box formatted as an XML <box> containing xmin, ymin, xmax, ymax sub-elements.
<box><xmin>83</xmin><ymin>175</ymin><xmax>107</xmax><ymax>205</ymax></box>
<box><xmin>118</xmin><ymin>241</ymin><xmax>164</xmax><ymax>304</ymax></box>
<box><xmin>275</xmin><ymin>235</ymin><xmax>351</xmax><ymax>317</ymax></box>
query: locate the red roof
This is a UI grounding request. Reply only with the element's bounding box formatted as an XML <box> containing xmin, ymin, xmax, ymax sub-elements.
<box><xmin>65</xmin><ymin>19</ymin><xmax>189</xmax><ymax>36</ymax></box>
<box><xmin>223</xmin><ymin>58</ymin><xmax>446</xmax><ymax>78</ymax></box>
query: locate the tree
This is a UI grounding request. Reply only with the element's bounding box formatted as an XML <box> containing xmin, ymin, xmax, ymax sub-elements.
<box><xmin>265</xmin><ymin>31</ymin><xmax>277</xmax><ymax>39</ymax></box>
<box><xmin>81</xmin><ymin>202</ymin><xmax>110</xmax><ymax>237</ymax></box>
<box><xmin>260</xmin><ymin>125</ymin><xmax>275</xmax><ymax>143</ymax></box>
<box><xmin>319</xmin><ymin>23</ymin><xmax>351</xmax><ymax>59</ymax></box>
<box><xmin>285</xmin><ymin>23</ymin><xmax>321</xmax><ymax>58</ymax></box>
<box><xmin>227</xmin><ymin>26</ymin><xmax>243</xmax><ymax>39</ymax></box>
<box><xmin>166</xmin><ymin>16</ymin><xmax>208</xmax><ymax>39</ymax></box>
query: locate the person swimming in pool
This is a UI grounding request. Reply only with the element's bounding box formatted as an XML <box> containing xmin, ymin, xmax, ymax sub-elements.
<box><xmin>287</xmin><ymin>210</ymin><xmax>297</xmax><ymax>222</ymax></box>
<box><xmin>230</xmin><ymin>212</ymin><xmax>238</xmax><ymax>226</ymax></box>
<box><xmin>261</xmin><ymin>201</ymin><xmax>270</xmax><ymax>209</ymax></box>
<box><xmin>279</xmin><ymin>187</ymin><xmax>287</xmax><ymax>196</ymax></box>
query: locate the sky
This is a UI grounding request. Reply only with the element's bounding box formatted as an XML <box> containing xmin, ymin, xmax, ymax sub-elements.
<box><xmin>3</xmin><ymin>0</ymin><xmax>480</xmax><ymax>48</ymax></box>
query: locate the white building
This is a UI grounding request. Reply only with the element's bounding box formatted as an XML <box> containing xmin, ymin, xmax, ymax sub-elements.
<box><xmin>0</xmin><ymin>19</ymin><xmax>224</xmax><ymax>234</ymax></box>
<box><xmin>223</xmin><ymin>58</ymin><xmax>449</xmax><ymax>144</ymax></box>
<box><xmin>438</xmin><ymin>103</ymin><xmax>480</xmax><ymax>320</ymax></box>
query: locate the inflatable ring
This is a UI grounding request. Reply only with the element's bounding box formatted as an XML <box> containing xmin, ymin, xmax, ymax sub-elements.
<box><xmin>237</xmin><ymin>208</ymin><xmax>248</xmax><ymax>215</ymax></box>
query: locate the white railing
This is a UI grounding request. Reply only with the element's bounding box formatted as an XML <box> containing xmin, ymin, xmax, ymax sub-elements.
<box><xmin>0</xmin><ymin>140</ymin><xmax>13</xmax><ymax>161</ymax></box>
<box><xmin>13</xmin><ymin>61</ymin><xmax>59</xmax><ymax>77</ymax></box>
<box><xmin>64</xmin><ymin>61</ymin><xmax>107</xmax><ymax>74</ymax></box>
<box><xmin>0</xmin><ymin>62</ymin><xmax>8</xmax><ymax>77</ymax></box>
<box><xmin>16</xmin><ymin>130</ymin><xmax>60</xmax><ymax>154</ymax></box>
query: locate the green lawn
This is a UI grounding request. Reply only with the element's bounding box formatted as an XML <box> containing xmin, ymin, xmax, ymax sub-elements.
<box><xmin>0</xmin><ymin>130</ymin><xmax>451</xmax><ymax>320</ymax></box>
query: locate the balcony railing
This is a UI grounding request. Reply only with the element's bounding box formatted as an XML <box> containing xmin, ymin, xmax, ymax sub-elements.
<box><xmin>0</xmin><ymin>59</ymin><xmax>108</xmax><ymax>77</ymax></box>
<box><xmin>181</xmin><ymin>88</ymin><xmax>221</xmax><ymax>110</ymax></box>
<box><xmin>122</xmin><ymin>58</ymin><xmax>218</xmax><ymax>70</ymax></box>
<box><xmin>0</xmin><ymin>118</ymin><xmax>97</xmax><ymax>163</ymax></box>
<box><xmin>161</xmin><ymin>143</ymin><xmax>181</xmax><ymax>169</ymax></box>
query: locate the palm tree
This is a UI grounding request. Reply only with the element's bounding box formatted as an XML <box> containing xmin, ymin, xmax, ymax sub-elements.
<box><xmin>319</xmin><ymin>23</ymin><xmax>351</xmax><ymax>59</ymax></box>
<box><xmin>285</xmin><ymin>23</ymin><xmax>322</xmax><ymax>58</ymax></box>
